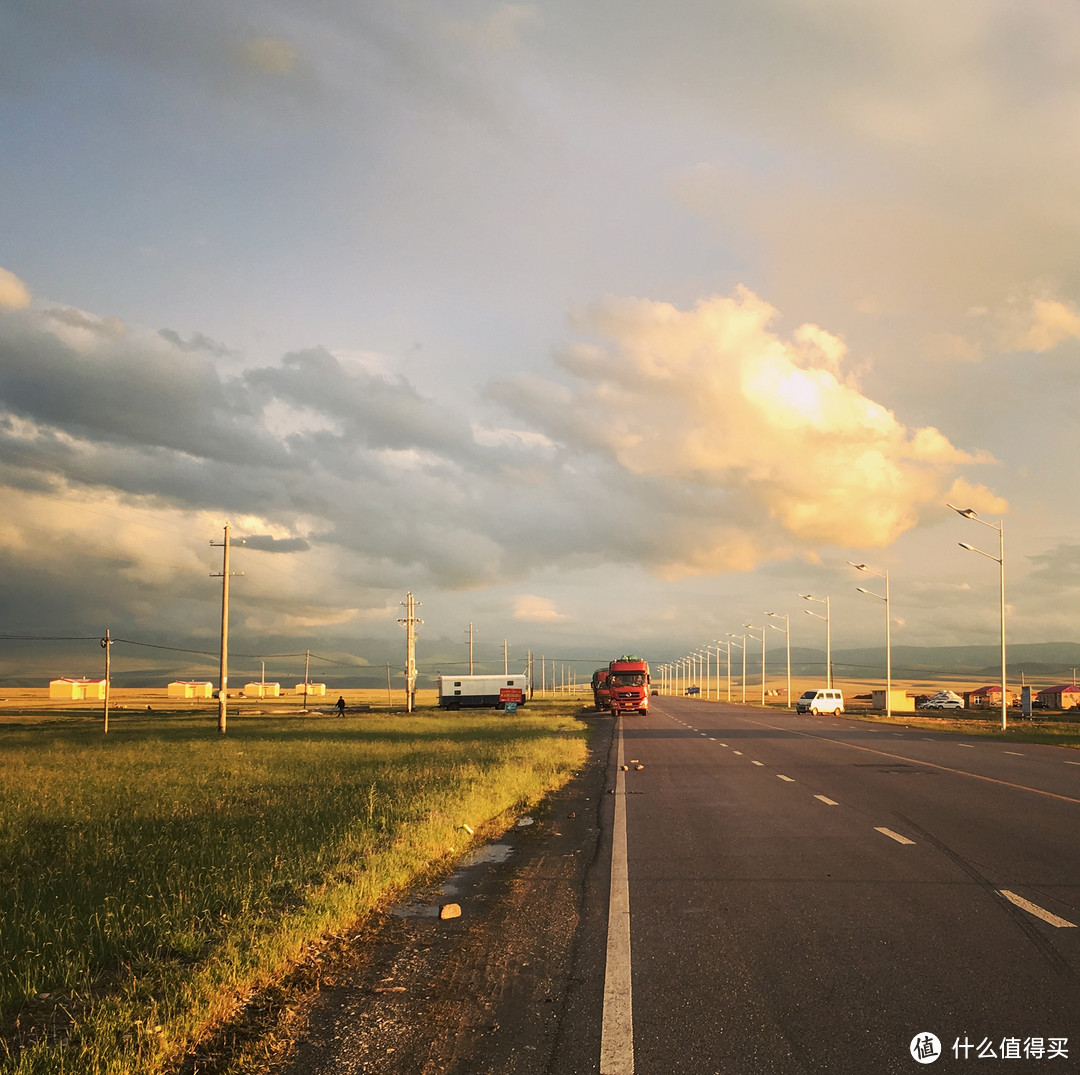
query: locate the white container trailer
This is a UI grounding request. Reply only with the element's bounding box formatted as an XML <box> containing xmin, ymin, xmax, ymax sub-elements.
<box><xmin>437</xmin><ymin>674</ymin><xmax>527</xmax><ymax>709</ymax></box>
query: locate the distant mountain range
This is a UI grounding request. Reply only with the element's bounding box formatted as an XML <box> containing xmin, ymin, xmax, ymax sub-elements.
<box><xmin>778</xmin><ymin>643</ymin><xmax>1080</xmax><ymax>682</ymax></box>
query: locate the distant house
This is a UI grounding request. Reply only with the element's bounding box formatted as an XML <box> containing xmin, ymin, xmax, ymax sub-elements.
<box><xmin>243</xmin><ymin>682</ymin><xmax>281</xmax><ymax>698</ymax></box>
<box><xmin>49</xmin><ymin>677</ymin><xmax>107</xmax><ymax>701</ymax></box>
<box><xmin>293</xmin><ymin>683</ymin><xmax>326</xmax><ymax>696</ymax></box>
<box><xmin>965</xmin><ymin>685</ymin><xmax>1017</xmax><ymax>708</ymax></box>
<box><xmin>1035</xmin><ymin>684</ymin><xmax>1080</xmax><ymax>710</ymax></box>
<box><xmin>167</xmin><ymin>681</ymin><xmax>214</xmax><ymax>699</ymax></box>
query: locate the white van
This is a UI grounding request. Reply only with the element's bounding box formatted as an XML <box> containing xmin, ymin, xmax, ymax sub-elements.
<box><xmin>796</xmin><ymin>688</ymin><xmax>844</xmax><ymax>716</ymax></box>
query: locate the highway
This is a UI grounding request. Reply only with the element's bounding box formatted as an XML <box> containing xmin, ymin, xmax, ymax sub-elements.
<box><xmin>597</xmin><ymin>695</ymin><xmax>1080</xmax><ymax>1073</ymax></box>
<box><xmin>275</xmin><ymin>697</ymin><xmax>1080</xmax><ymax>1074</ymax></box>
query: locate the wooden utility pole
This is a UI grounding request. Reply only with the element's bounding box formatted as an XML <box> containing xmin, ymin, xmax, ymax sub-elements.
<box><xmin>101</xmin><ymin>628</ymin><xmax>112</xmax><ymax>734</ymax></box>
<box><xmin>398</xmin><ymin>592</ymin><xmax>422</xmax><ymax>713</ymax></box>
<box><xmin>211</xmin><ymin>523</ymin><xmax>243</xmax><ymax>735</ymax></box>
<box><xmin>385</xmin><ymin>662</ymin><xmax>392</xmax><ymax>709</ymax></box>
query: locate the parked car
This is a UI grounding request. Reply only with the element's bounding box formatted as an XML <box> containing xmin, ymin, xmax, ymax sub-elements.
<box><xmin>921</xmin><ymin>698</ymin><xmax>963</xmax><ymax>709</ymax></box>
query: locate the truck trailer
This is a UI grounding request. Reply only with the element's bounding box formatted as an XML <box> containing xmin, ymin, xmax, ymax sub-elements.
<box><xmin>436</xmin><ymin>674</ymin><xmax>527</xmax><ymax>710</ymax></box>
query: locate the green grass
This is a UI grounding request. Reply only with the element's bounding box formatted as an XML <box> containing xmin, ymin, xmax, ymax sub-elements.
<box><xmin>0</xmin><ymin>703</ymin><xmax>589</xmax><ymax>1074</ymax></box>
<box><xmin>832</xmin><ymin>709</ymin><xmax>1080</xmax><ymax>747</ymax></box>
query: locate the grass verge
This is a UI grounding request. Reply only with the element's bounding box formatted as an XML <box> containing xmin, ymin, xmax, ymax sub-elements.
<box><xmin>0</xmin><ymin>701</ymin><xmax>589</xmax><ymax>1074</ymax></box>
<box><xmin>829</xmin><ymin>709</ymin><xmax>1080</xmax><ymax>747</ymax></box>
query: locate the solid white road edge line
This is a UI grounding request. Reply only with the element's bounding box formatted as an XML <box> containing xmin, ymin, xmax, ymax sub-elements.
<box><xmin>600</xmin><ymin>715</ymin><xmax>634</xmax><ymax>1075</ymax></box>
<box><xmin>999</xmin><ymin>890</ymin><xmax>1077</xmax><ymax>928</ymax></box>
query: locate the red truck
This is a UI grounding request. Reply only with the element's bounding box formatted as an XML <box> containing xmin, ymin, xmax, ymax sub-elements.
<box><xmin>608</xmin><ymin>655</ymin><xmax>650</xmax><ymax>715</ymax></box>
<box><xmin>591</xmin><ymin>668</ymin><xmax>611</xmax><ymax>711</ymax></box>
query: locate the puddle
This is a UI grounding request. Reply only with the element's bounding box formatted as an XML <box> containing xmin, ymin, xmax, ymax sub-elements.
<box><xmin>391</xmin><ymin>841</ymin><xmax>515</xmax><ymax>917</ymax></box>
<box><xmin>459</xmin><ymin>842</ymin><xmax>513</xmax><ymax>866</ymax></box>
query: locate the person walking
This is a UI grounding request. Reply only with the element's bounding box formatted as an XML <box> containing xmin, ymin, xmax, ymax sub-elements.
<box><xmin>336</xmin><ymin>695</ymin><xmax>346</xmax><ymax>716</ymax></box>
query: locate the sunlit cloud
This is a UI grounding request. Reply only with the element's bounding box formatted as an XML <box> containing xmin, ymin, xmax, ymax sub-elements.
<box><xmin>496</xmin><ymin>288</ymin><xmax>993</xmax><ymax>574</ymax></box>
<box><xmin>513</xmin><ymin>594</ymin><xmax>565</xmax><ymax>622</ymax></box>
<box><xmin>0</xmin><ymin>268</ymin><xmax>30</xmax><ymax>310</ymax></box>
<box><xmin>998</xmin><ymin>296</ymin><xmax>1080</xmax><ymax>353</ymax></box>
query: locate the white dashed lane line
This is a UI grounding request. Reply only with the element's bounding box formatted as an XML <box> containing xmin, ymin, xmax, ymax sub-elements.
<box><xmin>1004</xmin><ymin>751</ymin><xmax>1024</xmax><ymax>756</ymax></box>
<box><xmin>777</xmin><ymin>775</ymin><xmax>795</xmax><ymax>782</ymax></box>
<box><xmin>815</xmin><ymin>795</ymin><xmax>839</xmax><ymax>805</ymax></box>
<box><xmin>999</xmin><ymin>891</ymin><xmax>1077</xmax><ymax>928</ymax></box>
<box><xmin>875</xmin><ymin>827</ymin><xmax>916</xmax><ymax>846</ymax></box>
<box><xmin>751</xmin><ymin>760</ymin><xmax>764</xmax><ymax>767</ymax></box>
<box><xmin>732</xmin><ymin>751</ymin><xmax>743</xmax><ymax>756</ymax></box>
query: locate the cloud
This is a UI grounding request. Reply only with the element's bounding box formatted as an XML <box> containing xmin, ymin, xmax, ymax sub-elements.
<box><xmin>494</xmin><ymin>288</ymin><xmax>990</xmax><ymax>575</ymax></box>
<box><xmin>0</xmin><ymin>279</ymin><xmax>1006</xmax><ymax>658</ymax></box>
<box><xmin>998</xmin><ymin>296</ymin><xmax>1080</xmax><ymax>353</ymax></box>
<box><xmin>242</xmin><ymin>534</ymin><xmax>311</xmax><ymax>553</ymax></box>
<box><xmin>443</xmin><ymin>4</ymin><xmax>539</xmax><ymax>53</ymax></box>
<box><xmin>0</xmin><ymin>268</ymin><xmax>30</xmax><ymax>310</ymax></box>
<box><xmin>943</xmin><ymin>478</ymin><xmax>1009</xmax><ymax>517</ymax></box>
<box><xmin>236</xmin><ymin>36</ymin><xmax>297</xmax><ymax>76</ymax></box>
<box><xmin>513</xmin><ymin>594</ymin><xmax>565</xmax><ymax>622</ymax></box>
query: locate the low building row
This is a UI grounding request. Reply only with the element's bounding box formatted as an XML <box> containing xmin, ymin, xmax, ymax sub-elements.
<box><xmin>48</xmin><ymin>678</ymin><xmax>328</xmax><ymax>699</ymax></box>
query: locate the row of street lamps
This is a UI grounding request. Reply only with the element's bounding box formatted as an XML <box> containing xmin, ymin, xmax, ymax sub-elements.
<box><xmin>658</xmin><ymin>505</ymin><xmax>1007</xmax><ymax>729</ymax></box>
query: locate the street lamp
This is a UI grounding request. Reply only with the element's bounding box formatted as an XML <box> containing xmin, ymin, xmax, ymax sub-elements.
<box><xmin>716</xmin><ymin>640</ymin><xmax>732</xmax><ymax>702</ymax></box>
<box><xmin>710</xmin><ymin>641</ymin><xmax>724</xmax><ymax>701</ymax></box>
<box><xmin>745</xmin><ymin>624</ymin><xmax>766</xmax><ymax>706</ymax></box>
<box><xmin>948</xmin><ymin>503</ymin><xmax>1007</xmax><ymax>731</ymax></box>
<box><xmin>727</xmin><ymin>633</ymin><xmax>746</xmax><ymax>703</ymax></box>
<box><xmin>766</xmin><ymin>612</ymin><xmax>791</xmax><ymax>708</ymax></box>
<box><xmin>800</xmin><ymin>593</ymin><xmax>831</xmax><ymax>688</ymax></box>
<box><xmin>849</xmin><ymin>562</ymin><xmax>891</xmax><ymax>718</ymax></box>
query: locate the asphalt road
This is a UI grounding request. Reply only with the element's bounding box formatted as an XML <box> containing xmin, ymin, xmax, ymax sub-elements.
<box><xmin>609</xmin><ymin>696</ymin><xmax>1080</xmax><ymax>1074</ymax></box>
<box><xmin>270</xmin><ymin>698</ymin><xmax>1080</xmax><ymax>1074</ymax></box>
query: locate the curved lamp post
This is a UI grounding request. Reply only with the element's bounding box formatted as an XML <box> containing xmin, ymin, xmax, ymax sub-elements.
<box><xmin>728</xmin><ymin>633</ymin><xmax>746</xmax><ymax>703</ymax></box>
<box><xmin>716</xmin><ymin>640</ymin><xmax>732</xmax><ymax>702</ymax></box>
<box><xmin>766</xmin><ymin>612</ymin><xmax>791</xmax><ymax>707</ymax></box>
<box><xmin>948</xmin><ymin>503</ymin><xmax>1007</xmax><ymax>731</ymax></box>
<box><xmin>800</xmin><ymin>593</ymin><xmax>831</xmax><ymax>688</ymax></box>
<box><xmin>745</xmin><ymin>624</ymin><xmax>766</xmax><ymax>706</ymax></box>
<box><xmin>849</xmin><ymin>562</ymin><xmax>891</xmax><ymax>718</ymax></box>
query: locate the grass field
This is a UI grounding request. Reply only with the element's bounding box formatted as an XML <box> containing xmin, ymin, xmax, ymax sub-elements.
<box><xmin>0</xmin><ymin>697</ymin><xmax>589</xmax><ymax>1075</ymax></box>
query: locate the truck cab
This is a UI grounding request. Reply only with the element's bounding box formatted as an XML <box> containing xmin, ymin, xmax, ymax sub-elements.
<box><xmin>591</xmin><ymin>668</ymin><xmax>611</xmax><ymax>711</ymax></box>
<box><xmin>608</xmin><ymin>656</ymin><xmax>650</xmax><ymax>715</ymax></box>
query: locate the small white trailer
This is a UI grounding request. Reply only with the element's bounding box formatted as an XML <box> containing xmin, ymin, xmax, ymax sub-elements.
<box><xmin>437</xmin><ymin>674</ymin><xmax>527</xmax><ymax>709</ymax></box>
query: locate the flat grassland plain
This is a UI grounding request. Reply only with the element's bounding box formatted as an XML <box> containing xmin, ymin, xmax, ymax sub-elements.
<box><xmin>0</xmin><ymin>691</ymin><xmax>588</xmax><ymax>1075</ymax></box>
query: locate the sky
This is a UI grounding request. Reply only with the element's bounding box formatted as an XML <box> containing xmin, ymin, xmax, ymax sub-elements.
<box><xmin>2</xmin><ymin>0</ymin><xmax>1080</xmax><ymax>685</ymax></box>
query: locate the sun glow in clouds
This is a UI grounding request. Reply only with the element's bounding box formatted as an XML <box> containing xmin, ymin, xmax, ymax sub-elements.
<box><xmin>501</xmin><ymin>287</ymin><xmax>998</xmax><ymax>573</ymax></box>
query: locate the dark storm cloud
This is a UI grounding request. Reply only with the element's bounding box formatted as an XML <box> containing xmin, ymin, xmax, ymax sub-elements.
<box><xmin>240</xmin><ymin>534</ymin><xmax>312</xmax><ymax>553</ymax></box>
<box><xmin>243</xmin><ymin>347</ymin><xmax>481</xmax><ymax>461</ymax></box>
<box><xmin>0</xmin><ymin>309</ymin><xmax>281</xmax><ymax>467</ymax></box>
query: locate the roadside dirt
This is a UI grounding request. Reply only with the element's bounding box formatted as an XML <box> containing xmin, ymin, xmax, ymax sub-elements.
<box><xmin>180</xmin><ymin>714</ymin><xmax>615</xmax><ymax>1075</ymax></box>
